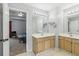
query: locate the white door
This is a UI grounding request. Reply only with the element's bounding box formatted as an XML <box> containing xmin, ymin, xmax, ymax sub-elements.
<box><xmin>3</xmin><ymin>4</ymin><xmax>9</xmax><ymax>56</ymax></box>
<box><xmin>0</xmin><ymin>4</ymin><xmax>3</xmax><ymax>56</ymax></box>
<box><xmin>0</xmin><ymin>3</ymin><xmax>9</xmax><ymax>56</ymax></box>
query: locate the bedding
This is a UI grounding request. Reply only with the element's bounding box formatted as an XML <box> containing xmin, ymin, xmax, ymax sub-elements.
<box><xmin>18</xmin><ymin>32</ymin><xmax>26</xmax><ymax>43</ymax></box>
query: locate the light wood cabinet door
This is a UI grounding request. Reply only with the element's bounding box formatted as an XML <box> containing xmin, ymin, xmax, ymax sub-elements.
<box><xmin>59</xmin><ymin>37</ymin><xmax>65</xmax><ymax>49</ymax></box>
<box><xmin>33</xmin><ymin>36</ymin><xmax>55</xmax><ymax>54</ymax></box>
<box><xmin>74</xmin><ymin>42</ymin><xmax>79</xmax><ymax>55</ymax></box>
<box><xmin>50</xmin><ymin>39</ymin><xmax>55</xmax><ymax>48</ymax></box>
<box><xmin>37</xmin><ymin>40</ymin><xmax>45</xmax><ymax>53</ymax></box>
<box><xmin>74</xmin><ymin>39</ymin><xmax>79</xmax><ymax>56</ymax></box>
<box><xmin>33</xmin><ymin>38</ymin><xmax>37</xmax><ymax>54</ymax></box>
<box><xmin>65</xmin><ymin>38</ymin><xmax>72</xmax><ymax>52</ymax></box>
<box><xmin>72</xmin><ymin>40</ymin><xmax>75</xmax><ymax>54</ymax></box>
<box><xmin>72</xmin><ymin>40</ymin><xmax>79</xmax><ymax>56</ymax></box>
<box><xmin>45</xmin><ymin>39</ymin><xmax>51</xmax><ymax>50</ymax></box>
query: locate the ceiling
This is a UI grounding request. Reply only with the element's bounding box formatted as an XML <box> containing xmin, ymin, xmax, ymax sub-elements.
<box><xmin>26</xmin><ymin>3</ymin><xmax>73</xmax><ymax>11</ymax></box>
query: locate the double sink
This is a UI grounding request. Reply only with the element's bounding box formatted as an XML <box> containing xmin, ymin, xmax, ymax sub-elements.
<box><xmin>32</xmin><ymin>33</ymin><xmax>79</xmax><ymax>39</ymax></box>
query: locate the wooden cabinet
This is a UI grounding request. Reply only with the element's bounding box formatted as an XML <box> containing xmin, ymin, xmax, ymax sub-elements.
<box><xmin>33</xmin><ymin>38</ymin><xmax>45</xmax><ymax>54</ymax></box>
<box><xmin>59</xmin><ymin>37</ymin><xmax>72</xmax><ymax>52</ymax></box>
<box><xmin>59</xmin><ymin>36</ymin><xmax>65</xmax><ymax>49</ymax></box>
<box><xmin>50</xmin><ymin>39</ymin><xmax>55</xmax><ymax>48</ymax></box>
<box><xmin>72</xmin><ymin>39</ymin><xmax>79</xmax><ymax>55</ymax></box>
<box><xmin>72</xmin><ymin>39</ymin><xmax>75</xmax><ymax>55</ymax></box>
<box><xmin>65</xmin><ymin>38</ymin><xmax>72</xmax><ymax>52</ymax></box>
<box><xmin>33</xmin><ymin>37</ymin><xmax>37</xmax><ymax>54</ymax></box>
<box><xmin>32</xmin><ymin>36</ymin><xmax>55</xmax><ymax>55</ymax></box>
<box><xmin>74</xmin><ymin>43</ymin><xmax>79</xmax><ymax>55</ymax></box>
<box><xmin>45</xmin><ymin>39</ymin><xmax>50</xmax><ymax>50</ymax></box>
<box><xmin>37</xmin><ymin>39</ymin><xmax>45</xmax><ymax>53</ymax></box>
<box><xmin>59</xmin><ymin>36</ymin><xmax>79</xmax><ymax>56</ymax></box>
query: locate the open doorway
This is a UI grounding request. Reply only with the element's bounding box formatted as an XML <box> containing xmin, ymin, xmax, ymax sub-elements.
<box><xmin>9</xmin><ymin>9</ymin><xmax>26</xmax><ymax>56</ymax></box>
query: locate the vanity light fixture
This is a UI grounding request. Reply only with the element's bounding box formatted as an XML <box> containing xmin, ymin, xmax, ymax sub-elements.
<box><xmin>18</xmin><ymin>12</ymin><xmax>24</xmax><ymax>17</ymax></box>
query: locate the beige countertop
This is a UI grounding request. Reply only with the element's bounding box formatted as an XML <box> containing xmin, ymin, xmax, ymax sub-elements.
<box><xmin>32</xmin><ymin>33</ymin><xmax>55</xmax><ymax>39</ymax></box>
<box><xmin>60</xmin><ymin>33</ymin><xmax>79</xmax><ymax>39</ymax></box>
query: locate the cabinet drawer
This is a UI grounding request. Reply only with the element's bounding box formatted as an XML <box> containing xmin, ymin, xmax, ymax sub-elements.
<box><xmin>65</xmin><ymin>42</ymin><xmax>72</xmax><ymax>46</ymax></box>
<box><xmin>59</xmin><ymin>36</ymin><xmax>65</xmax><ymax>40</ymax></box>
<box><xmin>37</xmin><ymin>39</ymin><xmax>44</xmax><ymax>43</ymax></box>
<box><xmin>65</xmin><ymin>37</ymin><xmax>72</xmax><ymax>41</ymax></box>
<box><xmin>45</xmin><ymin>37</ymin><xmax>55</xmax><ymax>39</ymax></box>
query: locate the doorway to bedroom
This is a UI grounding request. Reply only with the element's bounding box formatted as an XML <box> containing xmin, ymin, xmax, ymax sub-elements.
<box><xmin>9</xmin><ymin>9</ymin><xmax>26</xmax><ymax>56</ymax></box>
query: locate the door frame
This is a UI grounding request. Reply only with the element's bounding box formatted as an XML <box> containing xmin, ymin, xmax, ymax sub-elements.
<box><xmin>3</xmin><ymin>4</ymin><xmax>33</xmax><ymax>56</ymax></box>
<box><xmin>3</xmin><ymin>3</ymin><xmax>9</xmax><ymax>56</ymax></box>
<box><xmin>9</xmin><ymin>7</ymin><xmax>28</xmax><ymax>55</ymax></box>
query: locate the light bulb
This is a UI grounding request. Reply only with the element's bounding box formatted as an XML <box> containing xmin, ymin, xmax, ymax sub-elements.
<box><xmin>18</xmin><ymin>12</ymin><xmax>24</xmax><ymax>16</ymax></box>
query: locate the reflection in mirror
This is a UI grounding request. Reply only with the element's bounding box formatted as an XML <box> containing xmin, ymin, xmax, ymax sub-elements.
<box><xmin>32</xmin><ymin>14</ymin><xmax>48</xmax><ymax>34</ymax></box>
<box><xmin>68</xmin><ymin>14</ymin><xmax>79</xmax><ymax>34</ymax></box>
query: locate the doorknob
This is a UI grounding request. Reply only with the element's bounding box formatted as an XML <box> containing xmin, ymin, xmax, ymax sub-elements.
<box><xmin>0</xmin><ymin>39</ymin><xmax>3</xmax><ymax>42</ymax></box>
<box><xmin>3</xmin><ymin>39</ymin><xmax>8</xmax><ymax>42</ymax></box>
<box><xmin>0</xmin><ymin>39</ymin><xmax>8</xmax><ymax>42</ymax></box>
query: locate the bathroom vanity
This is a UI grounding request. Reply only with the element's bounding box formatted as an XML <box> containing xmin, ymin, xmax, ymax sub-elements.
<box><xmin>59</xmin><ymin>34</ymin><xmax>79</xmax><ymax>55</ymax></box>
<box><xmin>32</xmin><ymin>33</ymin><xmax>55</xmax><ymax>55</ymax></box>
<box><xmin>61</xmin><ymin>8</ymin><xmax>79</xmax><ymax>55</ymax></box>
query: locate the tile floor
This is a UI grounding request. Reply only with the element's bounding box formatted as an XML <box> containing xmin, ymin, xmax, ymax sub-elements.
<box><xmin>16</xmin><ymin>48</ymin><xmax>74</xmax><ymax>56</ymax></box>
<box><xmin>10</xmin><ymin>38</ymin><xmax>26</xmax><ymax>56</ymax></box>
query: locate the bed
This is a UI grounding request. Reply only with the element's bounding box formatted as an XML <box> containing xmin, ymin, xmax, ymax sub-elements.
<box><xmin>17</xmin><ymin>32</ymin><xmax>26</xmax><ymax>43</ymax></box>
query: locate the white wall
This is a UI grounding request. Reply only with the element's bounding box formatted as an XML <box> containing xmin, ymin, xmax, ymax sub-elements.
<box><xmin>48</xmin><ymin>9</ymin><xmax>57</xmax><ymax>33</ymax></box>
<box><xmin>32</xmin><ymin>7</ymin><xmax>48</xmax><ymax>16</ymax></box>
<box><xmin>32</xmin><ymin>16</ymin><xmax>38</xmax><ymax>33</ymax></box>
<box><xmin>48</xmin><ymin>7</ymin><xmax>64</xmax><ymax>48</ymax></box>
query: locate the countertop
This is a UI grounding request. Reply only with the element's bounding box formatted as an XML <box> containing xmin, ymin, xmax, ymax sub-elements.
<box><xmin>32</xmin><ymin>33</ymin><xmax>55</xmax><ymax>39</ymax></box>
<box><xmin>60</xmin><ymin>33</ymin><xmax>79</xmax><ymax>39</ymax></box>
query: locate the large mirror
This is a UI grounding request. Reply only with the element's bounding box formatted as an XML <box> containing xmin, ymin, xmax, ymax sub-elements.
<box><xmin>32</xmin><ymin>14</ymin><xmax>48</xmax><ymax>34</ymax></box>
<box><xmin>67</xmin><ymin>14</ymin><xmax>79</xmax><ymax>34</ymax></box>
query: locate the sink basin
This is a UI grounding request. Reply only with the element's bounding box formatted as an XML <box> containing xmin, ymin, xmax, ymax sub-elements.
<box><xmin>70</xmin><ymin>34</ymin><xmax>73</xmax><ymax>36</ymax></box>
<box><xmin>60</xmin><ymin>33</ymin><xmax>79</xmax><ymax>39</ymax></box>
<box><xmin>32</xmin><ymin>33</ymin><xmax>55</xmax><ymax>38</ymax></box>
